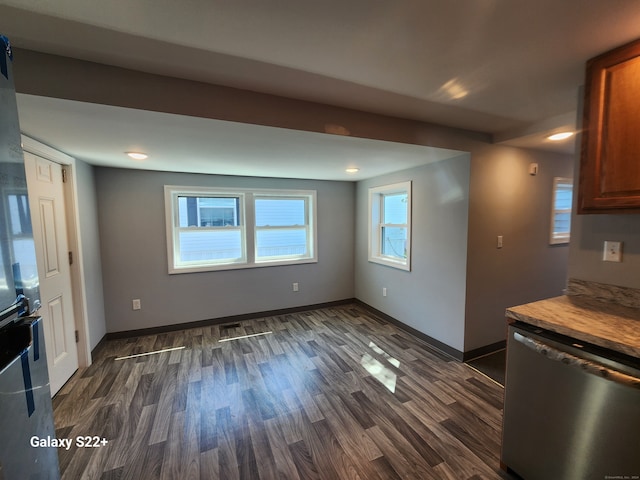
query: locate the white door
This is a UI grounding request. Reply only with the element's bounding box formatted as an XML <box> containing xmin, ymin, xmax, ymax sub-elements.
<box><xmin>24</xmin><ymin>152</ymin><xmax>78</xmax><ymax>395</ymax></box>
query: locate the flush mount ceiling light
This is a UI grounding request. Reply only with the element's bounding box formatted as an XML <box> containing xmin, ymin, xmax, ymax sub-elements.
<box><xmin>547</xmin><ymin>132</ymin><xmax>574</xmax><ymax>141</ymax></box>
<box><xmin>126</xmin><ymin>152</ymin><xmax>148</xmax><ymax>160</ymax></box>
<box><xmin>345</xmin><ymin>168</ymin><xmax>360</xmax><ymax>173</ymax></box>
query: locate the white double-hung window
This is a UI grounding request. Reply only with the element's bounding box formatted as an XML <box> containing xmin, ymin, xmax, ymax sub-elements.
<box><xmin>170</xmin><ymin>190</ymin><xmax>246</xmax><ymax>270</ymax></box>
<box><xmin>165</xmin><ymin>186</ymin><xmax>316</xmax><ymax>273</ymax></box>
<box><xmin>255</xmin><ymin>195</ymin><xmax>313</xmax><ymax>262</ymax></box>
<box><xmin>368</xmin><ymin>181</ymin><xmax>412</xmax><ymax>271</ymax></box>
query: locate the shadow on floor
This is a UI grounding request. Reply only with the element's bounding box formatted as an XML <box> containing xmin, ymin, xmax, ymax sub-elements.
<box><xmin>466</xmin><ymin>349</ymin><xmax>506</xmax><ymax>386</ymax></box>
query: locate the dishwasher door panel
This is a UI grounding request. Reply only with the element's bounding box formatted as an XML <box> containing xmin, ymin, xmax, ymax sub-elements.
<box><xmin>501</xmin><ymin>324</ymin><xmax>640</xmax><ymax>480</ymax></box>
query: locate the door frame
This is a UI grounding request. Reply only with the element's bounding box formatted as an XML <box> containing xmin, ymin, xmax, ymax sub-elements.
<box><xmin>21</xmin><ymin>134</ymin><xmax>92</xmax><ymax>368</ymax></box>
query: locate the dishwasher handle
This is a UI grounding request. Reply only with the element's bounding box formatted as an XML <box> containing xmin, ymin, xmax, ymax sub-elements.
<box><xmin>513</xmin><ymin>331</ymin><xmax>640</xmax><ymax>390</ymax></box>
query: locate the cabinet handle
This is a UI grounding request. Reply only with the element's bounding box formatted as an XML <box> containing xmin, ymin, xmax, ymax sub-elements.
<box><xmin>513</xmin><ymin>331</ymin><xmax>640</xmax><ymax>390</ymax></box>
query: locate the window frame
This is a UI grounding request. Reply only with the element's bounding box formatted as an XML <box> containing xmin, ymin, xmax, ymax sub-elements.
<box><xmin>165</xmin><ymin>186</ymin><xmax>317</xmax><ymax>274</ymax></box>
<box><xmin>549</xmin><ymin>177</ymin><xmax>573</xmax><ymax>245</ymax></box>
<box><xmin>254</xmin><ymin>194</ymin><xmax>314</xmax><ymax>264</ymax></box>
<box><xmin>368</xmin><ymin>181</ymin><xmax>412</xmax><ymax>271</ymax></box>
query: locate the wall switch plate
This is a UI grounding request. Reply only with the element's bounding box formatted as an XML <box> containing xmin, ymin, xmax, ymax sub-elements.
<box><xmin>382</xmin><ymin>287</ymin><xmax>387</xmax><ymax>297</ymax></box>
<box><xmin>603</xmin><ymin>241</ymin><xmax>622</xmax><ymax>262</ymax></box>
<box><xmin>292</xmin><ymin>282</ymin><xmax>299</xmax><ymax>292</ymax></box>
<box><xmin>497</xmin><ymin>235</ymin><xmax>503</xmax><ymax>248</ymax></box>
<box><xmin>132</xmin><ymin>299</ymin><xmax>141</xmax><ymax>310</ymax></box>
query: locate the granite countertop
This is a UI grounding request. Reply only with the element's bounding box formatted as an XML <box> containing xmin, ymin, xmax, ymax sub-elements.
<box><xmin>506</xmin><ymin>291</ymin><xmax>640</xmax><ymax>359</ymax></box>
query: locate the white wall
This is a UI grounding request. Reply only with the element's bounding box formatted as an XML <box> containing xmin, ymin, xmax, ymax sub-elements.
<box><xmin>354</xmin><ymin>147</ymin><xmax>574</xmax><ymax>356</ymax></box>
<box><xmin>569</xmin><ymin>214</ymin><xmax>640</xmax><ymax>288</ymax></box>
<box><xmin>95</xmin><ymin>168</ymin><xmax>355</xmax><ymax>333</ymax></box>
<box><xmin>355</xmin><ymin>156</ymin><xmax>471</xmax><ymax>352</ymax></box>
<box><xmin>464</xmin><ymin>145</ymin><xmax>574</xmax><ymax>352</ymax></box>
<box><xmin>74</xmin><ymin>159</ymin><xmax>107</xmax><ymax>350</ymax></box>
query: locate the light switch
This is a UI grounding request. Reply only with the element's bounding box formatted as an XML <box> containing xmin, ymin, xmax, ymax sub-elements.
<box><xmin>603</xmin><ymin>241</ymin><xmax>622</xmax><ymax>262</ymax></box>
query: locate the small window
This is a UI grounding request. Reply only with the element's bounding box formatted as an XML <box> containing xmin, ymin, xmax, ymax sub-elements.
<box><xmin>165</xmin><ymin>186</ymin><xmax>316</xmax><ymax>273</ymax></box>
<box><xmin>550</xmin><ymin>177</ymin><xmax>573</xmax><ymax>244</ymax></box>
<box><xmin>368</xmin><ymin>181</ymin><xmax>411</xmax><ymax>270</ymax></box>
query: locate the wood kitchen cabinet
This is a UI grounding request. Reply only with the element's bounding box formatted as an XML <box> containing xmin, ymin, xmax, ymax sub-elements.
<box><xmin>579</xmin><ymin>38</ymin><xmax>640</xmax><ymax>214</ymax></box>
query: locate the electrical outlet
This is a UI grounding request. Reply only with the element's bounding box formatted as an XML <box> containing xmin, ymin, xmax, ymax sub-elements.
<box><xmin>293</xmin><ymin>282</ymin><xmax>299</xmax><ymax>292</ymax></box>
<box><xmin>603</xmin><ymin>241</ymin><xmax>622</xmax><ymax>262</ymax></box>
<box><xmin>132</xmin><ymin>299</ymin><xmax>141</xmax><ymax>310</ymax></box>
<box><xmin>383</xmin><ymin>287</ymin><xmax>387</xmax><ymax>297</ymax></box>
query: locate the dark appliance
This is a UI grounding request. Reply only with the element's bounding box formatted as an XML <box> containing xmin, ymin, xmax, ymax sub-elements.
<box><xmin>0</xmin><ymin>35</ymin><xmax>60</xmax><ymax>479</ymax></box>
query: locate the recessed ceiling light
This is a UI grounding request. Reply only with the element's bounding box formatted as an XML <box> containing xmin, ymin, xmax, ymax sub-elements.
<box><xmin>345</xmin><ymin>168</ymin><xmax>359</xmax><ymax>173</ymax></box>
<box><xmin>547</xmin><ymin>132</ymin><xmax>574</xmax><ymax>141</ymax></box>
<box><xmin>126</xmin><ymin>152</ymin><xmax>148</xmax><ymax>160</ymax></box>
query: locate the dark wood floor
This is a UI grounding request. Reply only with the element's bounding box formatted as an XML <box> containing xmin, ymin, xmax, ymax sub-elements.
<box><xmin>52</xmin><ymin>304</ymin><xmax>513</xmax><ymax>480</ymax></box>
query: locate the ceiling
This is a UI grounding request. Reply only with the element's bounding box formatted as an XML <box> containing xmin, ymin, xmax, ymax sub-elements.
<box><xmin>16</xmin><ymin>95</ymin><xmax>461</xmax><ymax>181</ymax></box>
<box><xmin>3</xmin><ymin>0</ymin><xmax>640</xmax><ymax>180</ymax></box>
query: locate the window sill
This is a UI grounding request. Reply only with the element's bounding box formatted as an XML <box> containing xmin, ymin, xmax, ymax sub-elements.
<box><xmin>368</xmin><ymin>256</ymin><xmax>410</xmax><ymax>272</ymax></box>
<box><xmin>169</xmin><ymin>257</ymin><xmax>318</xmax><ymax>274</ymax></box>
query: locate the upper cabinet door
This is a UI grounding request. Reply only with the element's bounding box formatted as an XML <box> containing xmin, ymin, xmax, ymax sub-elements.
<box><xmin>579</xmin><ymin>38</ymin><xmax>640</xmax><ymax>214</ymax></box>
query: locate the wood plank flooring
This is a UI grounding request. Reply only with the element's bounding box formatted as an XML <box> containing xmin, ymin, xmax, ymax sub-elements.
<box><xmin>52</xmin><ymin>304</ymin><xmax>514</xmax><ymax>479</ymax></box>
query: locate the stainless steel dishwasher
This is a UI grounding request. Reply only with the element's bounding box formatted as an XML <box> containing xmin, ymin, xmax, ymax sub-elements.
<box><xmin>501</xmin><ymin>322</ymin><xmax>640</xmax><ymax>480</ymax></box>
